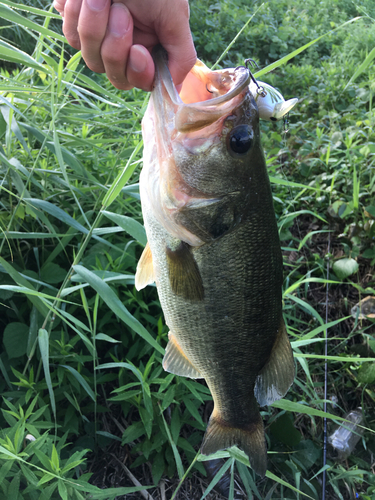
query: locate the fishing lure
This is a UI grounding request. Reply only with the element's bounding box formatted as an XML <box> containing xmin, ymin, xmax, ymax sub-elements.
<box><xmin>250</xmin><ymin>80</ymin><xmax>298</xmax><ymax>121</ymax></box>
<box><xmin>241</xmin><ymin>58</ymin><xmax>298</xmax><ymax>122</ymax></box>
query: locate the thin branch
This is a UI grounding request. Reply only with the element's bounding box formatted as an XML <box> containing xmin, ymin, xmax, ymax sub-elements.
<box><xmin>110</xmin><ymin>454</ymin><xmax>155</xmax><ymax>500</ymax></box>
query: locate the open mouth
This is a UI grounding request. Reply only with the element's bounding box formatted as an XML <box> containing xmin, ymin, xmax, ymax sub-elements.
<box><xmin>152</xmin><ymin>46</ymin><xmax>251</xmax><ymax>133</ymax></box>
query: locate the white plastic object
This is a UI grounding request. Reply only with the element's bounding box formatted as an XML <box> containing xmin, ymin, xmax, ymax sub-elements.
<box><xmin>249</xmin><ymin>81</ymin><xmax>298</xmax><ymax>121</ymax></box>
<box><xmin>328</xmin><ymin>409</ymin><xmax>364</xmax><ymax>460</ymax></box>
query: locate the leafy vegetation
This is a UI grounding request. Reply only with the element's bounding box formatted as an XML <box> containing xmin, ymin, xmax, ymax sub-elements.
<box><xmin>1</xmin><ymin>0</ymin><xmax>375</xmax><ymax>498</ymax></box>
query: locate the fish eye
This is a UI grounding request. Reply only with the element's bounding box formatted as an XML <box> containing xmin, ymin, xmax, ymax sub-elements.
<box><xmin>228</xmin><ymin>125</ymin><xmax>253</xmax><ymax>156</ymax></box>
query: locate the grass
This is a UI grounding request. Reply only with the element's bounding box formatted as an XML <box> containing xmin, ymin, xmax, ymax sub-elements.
<box><xmin>1</xmin><ymin>0</ymin><xmax>375</xmax><ymax>498</ymax></box>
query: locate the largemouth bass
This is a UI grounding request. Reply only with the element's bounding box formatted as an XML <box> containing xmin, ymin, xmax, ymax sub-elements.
<box><xmin>136</xmin><ymin>46</ymin><xmax>295</xmax><ymax>477</ymax></box>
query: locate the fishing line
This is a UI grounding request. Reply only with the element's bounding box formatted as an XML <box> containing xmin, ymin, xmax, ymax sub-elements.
<box><xmin>322</xmin><ymin>231</ymin><xmax>331</xmax><ymax>500</ymax></box>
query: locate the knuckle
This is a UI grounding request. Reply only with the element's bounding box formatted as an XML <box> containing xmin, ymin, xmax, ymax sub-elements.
<box><xmin>76</xmin><ymin>24</ymin><xmax>95</xmax><ymax>41</ymax></box>
<box><xmin>53</xmin><ymin>0</ymin><xmax>65</xmax><ymax>13</ymax></box>
<box><xmin>102</xmin><ymin>52</ymin><xmax>122</xmax><ymax>66</ymax></box>
<box><xmin>63</xmin><ymin>28</ymin><xmax>81</xmax><ymax>49</ymax></box>
<box><xmin>64</xmin><ymin>0</ymin><xmax>82</xmax><ymax>18</ymax></box>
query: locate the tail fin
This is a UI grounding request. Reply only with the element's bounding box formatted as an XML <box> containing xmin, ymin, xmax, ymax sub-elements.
<box><xmin>200</xmin><ymin>409</ymin><xmax>267</xmax><ymax>477</ymax></box>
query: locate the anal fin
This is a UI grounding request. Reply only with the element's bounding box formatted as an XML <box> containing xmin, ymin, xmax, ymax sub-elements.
<box><xmin>135</xmin><ymin>242</ymin><xmax>155</xmax><ymax>290</ymax></box>
<box><xmin>162</xmin><ymin>332</ymin><xmax>203</xmax><ymax>379</ymax></box>
<box><xmin>254</xmin><ymin>318</ymin><xmax>295</xmax><ymax>407</ymax></box>
<box><xmin>166</xmin><ymin>242</ymin><xmax>204</xmax><ymax>301</ymax></box>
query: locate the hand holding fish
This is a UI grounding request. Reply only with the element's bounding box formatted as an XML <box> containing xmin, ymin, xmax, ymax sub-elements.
<box><xmin>53</xmin><ymin>0</ymin><xmax>196</xmax><ymax>91</ymax></box>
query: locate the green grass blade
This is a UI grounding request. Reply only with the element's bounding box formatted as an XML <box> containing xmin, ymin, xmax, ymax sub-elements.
<box><xmin>295</xmin><ymin>353</ymin><xmax>375</xmax><ymax>362</ymax></box>
<box><xmin>228</xmin><ymin>459</ymin><xmax>235</xmax><ymax>500</ymax></box>
<box><xmin>236</xmin><ymin>460</ymin><xmax>261</xmax><ymax>499</ymax></box>
<box><xmin>272</xmin><ymin>399</ymin><xmax>370</xmax><ymax>428</ymax></box>
<box><xmin>285</xmin><ymin>294</ymin><xmax>325</xmax><ymax>325</ymax></box>
<box><xmin>102</xmin><ymin>211</ymin><xmax>147</xmax><ymax>246</ymax></box>
<box><xmin>38</xmin><ymin>328</ymin><xmax>56</xmax><ymax>418</ymax></box>
<box><xmin>160</xmin><ymin>406</ymin><xmax>185</xmax><ymax>480</ymax></box>
<box><xmin>0</xmin><ymin>0</ymin><xmax>61</xmax><ymax>18</ymax></box>
<box><xmin>102</xmin><ymin>141</ymin><xmax>143</xmax><ymax>209</ymax></box>
<box><xmin>297</xmin><ymin>316</ymin><xmax>351</xmax><ymax>341</ymax></box>
<box><xmin>200</xmin><ymin>459</ymin><xmax>232</xmax><ymax>499</ymax></box>
<box><xmin>345</xmin><ymin>45</ymin><xmax>375</xmax><ymax>89</ymax></box>
<box><xmin>0</xmin><ymin>39</ymin><xmax>48</xmax><ymax>73</ymax></box>
<box><xmin>284</xmin><ymin>278</ymin><xmax>339</xmax><ymax>296</ymax></box>
<box><xmin>96</xmin><ymin>362</ymin><xmax>143</xmax><ymax>385</ymax></box>
<box><xmin>20</xmin><ymin>123</ymin><xmax>93</xmax><ymax>180</ymax></box>
<box><xmin>76</xmin><ymin>74</ymin><xmax>142</xmax><ymax>113</ymax></box>
<box><xmin>0</xmin><ymin>3</ymin><xmax>65</xmax><ymax>42</ymax></box>
<box><xmin>269</xmin><ymin>176</ymin><xmax>320</xmax><ymax>191</ymax></box>
<box><xmin>24</xmin><ymin>199</ymin><xmax>118</xmax><ymax>251</ymax></box>
<box><xmin>61</xmin><ymin>365</ymin><xmax>96</xmax><ymax>402</ymax></box>
<box><xmin>266</xmin><ymin>471</ymin><xmax>313</xmax><ymax>500</ymax></box>
<box><xmin>0</xmin><ymin>357</ymin><xmax>12</xmax><ymax>388</ymax></box>
<box><xmin>0</xmin><ymin>257</ymin><xmax>49</xmax><ymax>316</ymax></box>
<box><xmin>254</xmin><ymin>17</ymin><xmax>361</xmax><ymax>78</ymax></box>
<box><xmin>298</xmin><ymin>230</ymin><xmax>332</xmax><ymax>251</ymax></box>
<box><xmin>73</xmin><ymin>265</ymin><xmax>164</xmax><ymax>354</ymax></box>
<box><xmin>0</xmin><ymin>231</ymin><xmax>78</xmax><ymax>239</ymax></box>
<box><xmin>211</xmin><ymin>4</ymin><xmax>264</xmax><ymax>69</ymax></box>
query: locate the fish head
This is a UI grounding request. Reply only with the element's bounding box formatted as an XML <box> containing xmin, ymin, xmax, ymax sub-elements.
<box><xmin>141</xmin><ymin>47</ymin><xmax>266</xmax><ymax>246</ymax></box>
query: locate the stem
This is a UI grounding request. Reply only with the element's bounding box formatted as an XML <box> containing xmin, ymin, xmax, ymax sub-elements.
<box><xmin>322</xmin><ymin>232</ymin><xmax>330</xmax><ymax>500</ymax></box>
<box><xmin>41</xmin><ymin>210</ymin><xmax>105</xmax><ymax>332</ymax></box>
<box><xmin>170</xmin><ymin>452</ymin><xmax>200</xmax><ymax>500</ymax></box>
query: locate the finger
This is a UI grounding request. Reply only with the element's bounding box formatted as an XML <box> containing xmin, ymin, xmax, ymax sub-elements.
<box><xmin>78</xmin><ymin>0</ymin><xmax>111</xmax><ymax>73</ymax></box>
<box><xmin>101</xmin><ymin>3</ymin><xmax>134</xmax><ymax>90</ymax></box>
<box><xmin>126</xmin><ymin>45</ymin><xmax>155</xmax><ymax>91</ymax></box>
<box><xmin>53</xmin><ymin>0</ymin><xmax>66</xmax><ymax>15</ymax></box>
<box><xmin>165</xmin><ymin>37</ymin><xmax>196</xmax><ymax>87</ymax></box>
<box><xmin>62</xmin><ymin>0</ymin><xmax>84</xmax><ymax>49</ymax></box>
<box><xmin>158</xmin><ymin>0</ymin><xmax>197</xmax><ymax>86</ymax></box>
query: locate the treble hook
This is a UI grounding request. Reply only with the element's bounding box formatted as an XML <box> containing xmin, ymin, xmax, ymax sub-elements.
<box><xmin>244</xmin><ymin>58</ymin><xmax>259</xmax><ymax>70</ymax></box>
<box><xmin>235</xmin><ymin>58</ymin><xmax>267</xmax><ymax>98</ymax></box>
<box><xmin>283</xmin><ymin>113</ymin><xmax>290</xmax><ymax>134</ymax></box>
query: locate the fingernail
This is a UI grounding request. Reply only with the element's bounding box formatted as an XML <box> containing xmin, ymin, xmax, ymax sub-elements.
<box><xmin>86</xmin><ymin>0</ymin><xmax>107</xmax><ymax>12</ymax></box>
<box><xmin>108</xmin><ymin>4</ymin><xmax>130</xmax><ymax>36</ymax></box>
<box><xmin>129</xmin><ymin>45</ymin><xmax>147</xmax><ymax>73</ymax></box>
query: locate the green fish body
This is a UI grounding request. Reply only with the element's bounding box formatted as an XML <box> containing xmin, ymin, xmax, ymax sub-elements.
<box><xmin>136</xmin><ymin>47</ymin><xmax>294</xmax><ymax>477</ymax></box>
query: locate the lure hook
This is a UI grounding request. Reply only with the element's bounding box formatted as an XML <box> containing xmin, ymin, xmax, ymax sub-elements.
<box><xmin>235</xmin><ymin>58</ymin><xmax>267</xmax><ymax>98</ymax></box>
<box><xmin>283</xmin><ymin>113</ymin><xmax>290</xmax><ymax>134</ymax></box>
<box><xmin>244</xmin><ymin>58</ymin><xmax>259</xmax><ymax>70</ymax></box>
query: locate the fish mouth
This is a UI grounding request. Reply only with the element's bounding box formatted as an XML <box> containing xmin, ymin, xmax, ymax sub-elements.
<box><xmin>152</xmin><ymin>45</ymin><xmax>251</xmax><ymax>133</ymax></box>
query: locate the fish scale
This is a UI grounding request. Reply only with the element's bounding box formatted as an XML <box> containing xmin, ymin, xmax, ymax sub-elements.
<box><xmin>136</xmin><ymin>46</ymin><xmax>295</xmax><ymax>477</ymax></box>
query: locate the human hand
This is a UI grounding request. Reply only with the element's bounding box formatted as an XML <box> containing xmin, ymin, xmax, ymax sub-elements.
<box><xmin>53</xmin><ymin>0</ymin><xmax>196</xmax><ymax>91</ymax></box>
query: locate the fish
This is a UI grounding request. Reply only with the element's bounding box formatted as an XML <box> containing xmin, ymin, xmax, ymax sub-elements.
<box><xmin>136</xmin><ymin>46</ymin><xmax>295</xmax><ymax>477</ymax></box>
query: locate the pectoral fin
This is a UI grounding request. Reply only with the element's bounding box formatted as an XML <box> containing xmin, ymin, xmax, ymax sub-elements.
<box><xmin>135</xmin><ymin>242</ymin><xmax>155</xmax><ymax>290</ymax></box>
<box><xmin>254</xmin><ymin>319</ymin><xmax>295</xmax><ymax>407</ymax></box>
<box><xmin>166</xmin><ymin>242</ymin><xmax>204</xmax><ymax>301</ymax></box>
<box><xmin>163</xmin><ymin>332</ymin><xmax>203</xmax><ymax>378</ymax></box>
